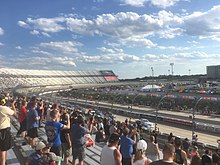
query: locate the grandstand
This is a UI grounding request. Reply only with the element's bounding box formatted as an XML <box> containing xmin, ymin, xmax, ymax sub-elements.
<box><xmin>0</xmin><ymin>68</ymin><xmax>118</xmax><ymax>89</ymax></box>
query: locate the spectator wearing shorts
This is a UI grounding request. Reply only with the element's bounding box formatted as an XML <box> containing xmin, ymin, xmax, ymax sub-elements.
<box><xmin>0</xmin><ymin>99</ymin><xmax>16</xmax><ymax>165</ymax></box>
<box><xmin>70</xmin><ymin>115</ymin><xmax>90</xmax><ymax>165</ymax></box>
<box><xmin>45</xmin><ymin>109</ymin><xmax>70</xmax><ymax>157</ymax></box>
<box><xmin>26</xmin><ymin>101</ymin><xmax>40</xmax><ymax>148</ymax></box>
<box><xmin>60</xmin><ymin>107</ymin><xmax>71</xmax><ymax>164</ymax></box>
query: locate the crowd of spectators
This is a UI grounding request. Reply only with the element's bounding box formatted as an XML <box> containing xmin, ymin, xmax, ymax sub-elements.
<box><xmin>0</xmin><ymin>93</ymin><xmax>220</xmax><ymax>165</ymax></box>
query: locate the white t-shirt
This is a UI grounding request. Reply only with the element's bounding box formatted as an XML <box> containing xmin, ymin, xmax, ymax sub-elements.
<box><xmin>0</xmin><ymin>105</ymin><xmax>14</xmax><ymax>129</ymax></box>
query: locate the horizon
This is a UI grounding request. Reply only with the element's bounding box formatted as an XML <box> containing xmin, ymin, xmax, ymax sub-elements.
<box><xmin>1</xmin><ymin>1</ymin><xmax>220</xmax><ymax>79</ymax></box>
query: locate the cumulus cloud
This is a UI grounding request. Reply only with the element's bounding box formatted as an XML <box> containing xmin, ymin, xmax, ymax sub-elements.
<box><xmin>97</xmin><ymin>47</ymin><xmax>124</xmax><ymax>53</ymax></box>
<box><xmin>120</xmin><ymin>0</ymin><xmax>180</xmax><ymax>8</ymax></box>
<box><xmin>0</xmin><ymin>27</ymin><xmax>4</xmax><ymax>35</ymax></box>
<box><xmin>39</xmin><ymin>41</ymin><xmax>83</xmax><ymax>54</ymax></box>
<box><xmin>15</xmin><ymin>46</ymin><xmax>22</xmax><ymax>50</ymax></box>
<box><xmin>18</xmin><ymin>17</ymin><xmax>66</xmax><ymax>37</ymax></box>
<box><xmin>183</xmin><ymin>5</ymin><xmax>220</xmax><ymax>39</ymax></box>
<box><xmin>78</xmin><ymin>53</ymin><xmax>140</xmax><ymax>64</ymax></box>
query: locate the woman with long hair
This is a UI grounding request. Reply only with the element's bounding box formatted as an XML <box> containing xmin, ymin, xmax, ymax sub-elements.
<box><xmin>133</xmin><ymin>140</ymin><xmax>152</xmax><ymax>165</ymax></box>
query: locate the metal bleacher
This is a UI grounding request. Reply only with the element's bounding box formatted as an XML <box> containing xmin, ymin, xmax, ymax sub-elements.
<box><xmin>9</xmin><ymin>116</ymin><xmax>102</xmax><ymax>165</ymax></box>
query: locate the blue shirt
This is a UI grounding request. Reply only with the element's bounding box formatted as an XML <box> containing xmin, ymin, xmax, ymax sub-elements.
<box><xmin>45</xmin><ymin>121</ymin><xmax>64</xmax><ymax>147</ymax></box>
<box><xmin>120</xmin><ymin>135</ymin><xmax>134</xmax><ymax>158</ymax></box>
<box><xmin>26</xmin><ymin>108</ymin><xmax>39</xmax><ymax>130</ymax></box>
<box><xmin>70</xmin><ymin>124</ymin><xmax>88</xmax><ymax>147</ymax></box>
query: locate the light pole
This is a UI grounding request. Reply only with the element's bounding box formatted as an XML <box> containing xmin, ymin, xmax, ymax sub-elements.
<box><xmin>170</xmin><ymin>63</ymin><xmax>174</xmax><ymax>76</ymax></box>
<box><xmin>151</xmin><ymin>67</ymin><xmax>154</xmax><ymax>88</ymax></box>
<box><xmin>188</xmin><ymin>69</ymin><xmax>191</xmax><ymax>75</ymax></box>
<box><xmin>155</xmin><ymin>95</ymin><xmax>168</xmax><ymax>131</ymax></box>
<box><xmin>192</xmin><ymin>97</ymin><xmax>203</xmax><ymax>140</ymax></box>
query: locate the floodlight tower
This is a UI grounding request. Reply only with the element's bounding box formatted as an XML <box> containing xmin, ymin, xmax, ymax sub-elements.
<box><xmin>151</xmin><ymin>67</ymin><xmax>154</xmax><ymax>88</ymax></box>
<box><xmin>188</xmin><ymin>69</ymin><xmax>191</xmax><ymax>75</ymax></box>
<box><xmin>170</xmin><ymin>63</ymin><xmax>174</xmax><ymax>75</ymax></box>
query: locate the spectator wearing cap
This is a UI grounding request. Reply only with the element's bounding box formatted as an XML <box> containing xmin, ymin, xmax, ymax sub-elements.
<box><xmin>174</xmin><ymin>137</ymin><xmax>187</xmax><ymax>165</ymax></box>
<box><xmin>45</xmin><ymin>109</ymin><xmax>70</xmax><ymax>157</ymax></box>
<box><xmin>146</xmin><ymin>136</ymin><xmax>160</xmax><ymax>161</ymax></box>
<box><xmin>26</xmin><ymin>141</ymin><xmax>47</xmax><ymax>165</ymax></box>
<box><xmin>150</xmin><ymin>143</ymin><xmax>178</xmax><ymax>165</ymax></box>
<box><xmin>133</xmin><ymin>139</ymin><xmax>152</xmax><ymax>165</ymax></box>
<box><xmin>70</xmin><ymin>115</ymin><xmax>90</xmax><ymax>165</ymax></box>
<box><xmin>0</xmin><ymin>98</ymin><xmax>16</xmax><ymax>165</ymax></box>
<box><xmin>101</xmin><ymin>133</ymin><xmax>122</xmax><ymax>165</ymax></box>
<box><xmin>120</xmin><ymin>127</ymin><xmax>135</xmax><ymax>165</ymax></box>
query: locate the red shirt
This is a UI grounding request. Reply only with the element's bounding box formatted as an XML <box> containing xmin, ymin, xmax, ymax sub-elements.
<box><xmin>18</xmin><ymin>106</ymin><xmax>27</xmax><ymax>122</ymax></box>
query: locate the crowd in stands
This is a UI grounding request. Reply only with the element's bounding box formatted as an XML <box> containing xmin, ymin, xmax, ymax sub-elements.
<box><xmin>0</xmin><ymin>93</ymin><xmax>220</xmax><ymax>165</ymax></box>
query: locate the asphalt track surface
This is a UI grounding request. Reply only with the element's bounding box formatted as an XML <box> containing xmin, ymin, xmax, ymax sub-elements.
<box><xmin>60</xmin><ymin>98</ymin><xmax>220</xmax><ymax>147</ymax></box>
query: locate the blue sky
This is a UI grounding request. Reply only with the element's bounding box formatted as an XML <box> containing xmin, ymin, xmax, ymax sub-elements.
<box><xmin>1</xmin><ymin>0</ymin><xmax>220</xmax><ymax>79</ymax></box>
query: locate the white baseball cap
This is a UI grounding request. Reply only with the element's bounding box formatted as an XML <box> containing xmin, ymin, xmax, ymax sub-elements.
<box><xmin>137</xmin><ymin>139</ymin><xmax>147</xmax><ymax>151</ymax></box>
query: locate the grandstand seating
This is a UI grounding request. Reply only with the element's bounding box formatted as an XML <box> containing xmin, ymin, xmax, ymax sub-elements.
<box><xmin>0</xmin><ymin>68</ymin><xmax>119</xmax><ymax>89</ymax></box>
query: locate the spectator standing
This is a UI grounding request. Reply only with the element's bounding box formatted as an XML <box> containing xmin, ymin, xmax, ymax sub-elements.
<box><xmin>150</xmin><ymin>143</ymin><xmax>178</xmax><ymax>165</ymax></box>
<box><xmin>45</xmin><ymin>109</ymin><xmax>70</xmax><ymax>157</ymax></box>
<box><xmin>70</xmin><ymin>115</ymin><xmax>90</xmax><ymax>165</ymax></box>
<box><xmin>174</xmin><ymin>137</ymin><xmax>187</xmax><ymax>165</ymax></box>
<box><xmin>60</xmin><ymin>107</ymin><xmax>71</xmax><ymax>164</ymax></box>
<box><xmin>17</xmin><ymin>100</ymin><xmax>27</xmax><ymax>137</ymax></box>
<box><xmin>36</xmin><ymin>100</ymin><xmax>44</xmax><ymax>127</ymax></box>
<box><xmin>133</xmin><ymin>139</ymin><xmax>152</xmax><ymax>165</ymax></box>
<box><xmin>101</xmin><ymin>133</ymin><xmax>122</xmax><ymax>165</ymax></box>
<box><xmin>190</xmin><ymin>154</ymin><xmax>201</xmax><ymax>165</ymax></box>
<box><xmin>120</xmin><ymin>127</ymin><xmax>135</xmax><ymax>165</ymax></box>
<box><xmin>189</xmin><ymin>146</ymin><xmax>199</xmax><ymax>161</ymax></box>
<box><xmin>182</xmin><ymin>138</ymin><xmax>190</xmax><ymax>154</ymax></box>
<box><xmin>109</xmin><ymin>121</ymin><xmax>117</xmax><ymax>135</ymax></box>
<box><xmin>212</xmin><ymin>153</ymin><xmax>220</xmax><ymax>165</ymax></box>
<box><xmin>146</xmin><ymin>136</ymin><xmax>160</xmax><ymax>161</ymax></box>
<box><xmin>26</xmin><ymin>101</ymin><xmax>40</xmax><ymax>148</ymax></box>
<box><xmin>0</xmin><ymin>99</ymin><xmax>16</xmax><ymax>165</ymax></box>
<box><xmin>201</xmin><ymin>149</ymin><xmax>212</xmax><ymax>165</ymax></box>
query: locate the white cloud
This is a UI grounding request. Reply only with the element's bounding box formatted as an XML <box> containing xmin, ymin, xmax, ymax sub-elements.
<box><xmin>15</xmin><ymin>46</ymin><xmax>22</xmax><ymax>50</ymax></box>
<box><xmin>158</xmin><ymin>45</ymin><xmax>190</xmax><ymax>50</ymax></box>
<box><xmin>150</xmin><ymin>0</ymin><xmax>179</xmax><ymax>8</ymax></box>
<box><xmin>97</xmin><ymin>47</ymin><xmax>124</xmax><ymax>53</ymax></box>
<box><xmin>183</xmin><ymin>5</ymin><xmax>220</xmax><ymax>39</ymax></box>
<box><xmin>78</xmin><ymin>53</ymin><xmax>140</xmax><ymax>64</ymax></box>
<box><xmin>17</xmin><ymin>21</ymin><xmax>29</xmax><ymax>28</ymax></box>
<box><xmin>40</xmin><ymin>41</ymin><xmax>82</xmax><ymax>54</ymax></box>
<box><xmin>0</xmin><ymin>27</ymin><xmax>4</xmax><ymax>35</ymax></box>
<box><xmin>0</xmin><ymin>42</ymin><xmax>4</xmax><ymax>46</ymax></box>
<box><xmin>120</xmin><ymin>0</ymin><xmax>180</xmax><ymax>8</ymax></box>
<box><xmin>32</xmin><ymin>49</ymin><xmax>51</xmax><ymax>56</ymax></box>
<box><xmin>120</xmin><ymin>36</ymin><xmax>157</xmax><ymax>48</ymax></box>
<box><xmin>121</xmin><ymin>0</ymin><xmax>146</xmax><ymax>7</ymax></box>
<box><xmin>18</xmin><ymin>17</ymin><xmax>66</xmax><ymax>37</ymax></box>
